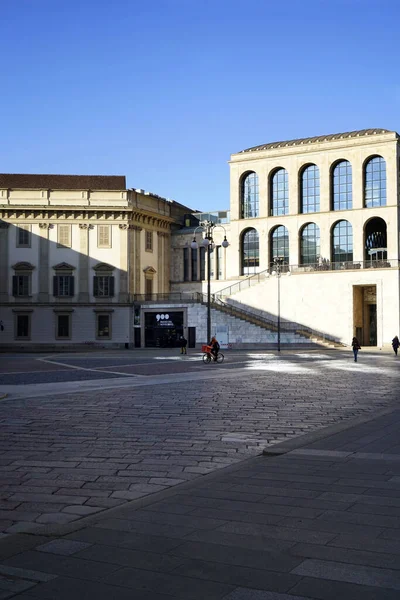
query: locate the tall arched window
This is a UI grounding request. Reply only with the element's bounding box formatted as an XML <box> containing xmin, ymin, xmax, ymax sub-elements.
<box><xmin>301</xmin><ymin>165</ymin><xmax>320</xmax><ymax>213</ymax></box>
<box><xmin>300</xmin><ymin>223</ymin><xmax>320</xmax><ymax>265</ymax></box>
<box><xmin>270</xmin><ymin>226</ymin><xmax>289</xmax><ymax>267</ymax></box>
<box><xmin>240</xmin><ymin>172</ymin><xmax>259</xmax><ymax>218</ymax></box>
<box><xmin>271</xmin><ymin>168</ymin><xmax>289</xmax><ymax>216</ymax></box>
<box><xmin>332</xmin><ymin>220</ymin><xmax>353</xmax><ymax>267</ymax></box>
<box><xmin>364</xmin><ymin>156</ymin><xmax>386</xmax><ymax>208</ymax></box>
<box><xmin>241</xmin><ymin>228</ymin><xmax>259</xmax><ymax>275</ymax></box>
<box><xmin>332</xmin><ymin>160</ymin><xmax>352</xmax><ymax>210</ymax></box>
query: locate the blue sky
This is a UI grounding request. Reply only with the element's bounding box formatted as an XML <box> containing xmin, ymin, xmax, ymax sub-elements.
<box><xmin>1</xmin><ymin>0</ymin><xmax>400</xmax><ymax>211</ymax></box>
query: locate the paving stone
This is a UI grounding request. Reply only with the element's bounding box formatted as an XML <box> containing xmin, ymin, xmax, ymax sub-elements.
<box><xmin>0</xmin><ymin>564</ymin><xmax>57</xmax><ymax>582</ymax></box>
<box><xmin>66</xmin><ymin>527</ymin><xmax>183</xmax><ymax>552</ymax></box>
<box><xmin>291</xmin><ymin>558</ymin><xmax>400</xmax><ymax>590</ymax></box>
<box><xmin>171</xmin><ymin>541</ymin><xmax>301</xmax><ymax>571</ymax></box>
<box><xmin>62</xmin><ymin>505</ymin><xmax>104</xmax><ymax>516</ymax></box>
<box><xmin>223</xmin><ymin>590</ymin><xmax>308</xmax><ymax>600</ymax></box>
<box><xmin>102</xmin><ymin>565</ymin><xmax>236</xmax><ymax>598</ymax></box>
<box><xmin>36</xmin><ymin>513</ymin><xmax>79</xmax><ymax>524</ymax></box>
<box><xmin>76</xmin><ymin>543</ymin><xmax>184</xmax><ymax>572</ymax></box>
<box><xmin>0</xmin><ymin>576</ymin><xmax>35</xmax><ymax>594</ymax></box>
<box><xmin>174</xmin><ymin>558</ymin><xmax>301</xmax><ymax>593</ymax></box>
<box><xmin>13</xmin><ymin>575</ymin><xmax>168</xmax><ymax>599</ymax></box>
<box><xmin>289</xmin><ymin>542</ymin><xmax>400</xmax><ymax>570</ymax></box>
<box><xmin>95</xmin><ymin>518</ymin><xmax>196</xmax><ymax>539</ymax></box>
<box><xmin>35</xmin><ymin>539</ymin><xmax>92</xmax><ymax>556</ymax></box>
<box><xmin>289</xmin><ymin>576</ymin><xmax>400</xmax><ymax>600</ymax></box>
<box><xmin>4</xmin><ymin>550</ymin><xmax>121</xmax><ymax>581</ymax></box>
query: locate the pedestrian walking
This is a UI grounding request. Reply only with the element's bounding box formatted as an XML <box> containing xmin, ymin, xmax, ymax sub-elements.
<box><xmin>392</xmin><ymin>335</ymin><xmax>400</xmax><ymax>356</ymax></box>
<box><xmin>351</xmin><ymin>336</ymin><xmax>361</xmax><ymax>362</ymax></box>
<box><xmin>179</xmin><ymin>335</ymin><xmax>187</xmax><ymax>355</ymax></box>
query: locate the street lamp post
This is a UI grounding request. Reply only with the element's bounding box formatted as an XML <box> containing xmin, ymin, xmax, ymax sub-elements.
<box><xmin>191</xmin><ymin>221</ymin><xmax>229</xmax><ymax>343</ymax></box>
<box><xmin>272</xmin><ymin>257</ymin><xmax>285</xmax><ymax>353</ymax></box>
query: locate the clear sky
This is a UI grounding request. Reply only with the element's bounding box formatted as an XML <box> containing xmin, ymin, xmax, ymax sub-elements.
<box><xmin>2</xmin><ymin>0</ymin><xmax>400</xmax><ymax>212</ymax></box>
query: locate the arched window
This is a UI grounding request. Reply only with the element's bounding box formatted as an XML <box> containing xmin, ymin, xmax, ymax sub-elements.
<box><xmin>271</xmin><ymin>168</ymin><xmax>289</xmax><ymax>216</ymax></box>
<box><xmin>241</xmin><ymin>228</ymin><xmax>259</xmax><ymax>275</ymax></box>
<box><xmin>270</xmin><ymin>226</ymin><xmax>289</xmax><ymax>268</ymax></box>
<box><xmin>300</xmin><ymin>223</ymin><xmax>320</xmax><ymax>265</ymax></box>
<box><xmin>364</xmin><ymin>217</ymin><xmax>387</xmax><ymax>263</ymax></box>
<box><xmin>332</xmin><ymin>220</ymin><xmax>353</xmax><ymax>267</ymax></box>
<box><xmin>332</xmin><ymin>160</ymin><xmax>352</xmax><ymax>210</ymax></box>
<box><xmin>364</xmin><ymin>156</ymin><xmax>386</xmax><ymax>208</ymax></box>
<box><xmin>301</xmin><ymin>165</ymin><xmax>320</xmax><ymax>213</ymax></box>
<box><xmin>240</xmin><ymin>172</ymin><xmax>259</xmax><ymax>218</ymax></box>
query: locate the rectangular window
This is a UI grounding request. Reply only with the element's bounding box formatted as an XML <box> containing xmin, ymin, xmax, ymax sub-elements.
<box><xmin>93</xmin><ymin>275</ymin><xmax>115</xmax><ymax>297</ymax></box>
<box><xmin>12</xmin><ymin>275</ymin><xmax>30</xmax><ymax>297</ymax></box>
<box><xmin>57</xmin><ymin>225</ymin><xmax>72</xmax><ymax>248</ymax></box>
<box><xmin>183</xmin><ymin>248</ymin><xmax>189</xmax><ymax>281</ymax></box>
<box><xmin>16</xmin><ymin>225</ymin><xmax>31</xmax><ymax>248</ymax></box>
<box><xmin>57</xmin><ymin>314</ymin><xmax>70</xmax><ymax>338</ymax></box>
<box><xmin>145</xmin><ymin>231</ymin><xmax>153</xmax><ymax>251</ymax></box>
<box><xmin>97</xmin><ymin>314</ymin><xmax>111</xmax><ymax>339</ymax></box>
<box><xmin>16</xmin><ymin>314</ymin><xmax>30</xmax><ymax>339</ymax></box>
<box><xmin>98</xmin><ymin>225</ymin><xmax>111</xmax><ymax>248</ymax></box>
<box><xmin>53</xmin><ymin>275</ymin><xmax>74</xmax><ymax>297</ymax></box>
<box><xmin>199</xmin><ymin>247</ymin><xmax>206</xmax><ymax>281</ymax></box>
<box><xmin>191</xmin><ymin>248</ymin><xmax>198</xmax><ymax>281</ymax></box>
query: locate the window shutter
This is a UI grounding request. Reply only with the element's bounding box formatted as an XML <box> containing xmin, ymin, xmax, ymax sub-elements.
<box><xmin>69</xmin><ymin>276</ymin><xmax>75</xmax><ymax>297</ymax></box>
<box><xmin>93</xmin><ymin>276</ymin><xmax>99</xmax><ymax>297</ymax></box>
<box><xmin>109</xmin><ymin>276</ymin><xmax>115</xmax><ymax>297</ymax></box>
<box><xmin>53</xmin><ymin>276</ymin><xmax>59</xmax><ymax>297</ymax></box>
<box><xmin>12</xmin><ymin>275</ymin><xmax>18</xmax><ymax>296</ymax></box>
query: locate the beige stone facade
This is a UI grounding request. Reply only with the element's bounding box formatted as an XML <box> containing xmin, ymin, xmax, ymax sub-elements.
<box><xmin>0</xmin><ymin>175</ymin><xmax>191</xmax><ymax>348</ymax></box>
<box><xmin>171</xmin><ymin>129</ymin><xmax>400</xmax><ymax>347</ymax></box>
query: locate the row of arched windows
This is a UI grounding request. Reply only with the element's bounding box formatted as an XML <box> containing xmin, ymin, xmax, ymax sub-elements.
<box><xmin>241</xmin><ymin>156</ymin><xmax>387</xmax><ymax>218</ymax></box>
<box><xmin>241</xmin><ymin>217</ymin><xmax>387</xmax><ymax>275</ymax></box>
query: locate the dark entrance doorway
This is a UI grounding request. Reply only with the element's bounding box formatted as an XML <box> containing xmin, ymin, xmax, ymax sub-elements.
<box><xmin>353</xmin><ymin>285</ymin><xmax>377</xmax><ymax>346</ymax></box>
<box><xmin>144</xmin><ymin>311</ymin><xmax>184</xmax><ymax>348</ymax></box>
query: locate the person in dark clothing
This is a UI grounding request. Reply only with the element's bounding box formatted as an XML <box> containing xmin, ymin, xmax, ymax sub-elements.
<box><xmin>209</xmin><ymin>336</ymin><xmax>220</xmax><ymax>361</ymax></box>
<box><xmin>392</xmin><ymin>336</ymin><xmax>400</xmax><ymax>356</ymax></box>
<box><xmin>180</xmin><ymin>335</ymin><xmax>187</xmax><ymax>355</ymax></box>
<box><xmin>351</xmin><ymin>337</ymin><xmax>361</xmax><ymax>362</ymax></box>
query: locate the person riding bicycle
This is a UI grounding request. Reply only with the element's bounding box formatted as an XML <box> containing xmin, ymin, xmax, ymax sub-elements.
<box><xmin>209</xmin><ymin>336</ymin><xmax>220</xmax><ymax>362</ymax></box>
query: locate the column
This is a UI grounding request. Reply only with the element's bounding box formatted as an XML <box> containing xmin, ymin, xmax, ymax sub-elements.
<box><xmin>78</xmin><ymin>224</ymin><xmax>90</xmax><ymax>302</ymax></box>
<box><xmin>118</xmin><ymin>223</ymin><xmax>128</xmax><ymax>302</ymax></box>
<box><xmin>0</xmin><ymin>222</ymin><xmax>9</xmax><ymax>302</ymax></box>
<box><xmin>38</xmin><ymin>223</ymin><xmax>50</xmax><ymax>302</ymax></box>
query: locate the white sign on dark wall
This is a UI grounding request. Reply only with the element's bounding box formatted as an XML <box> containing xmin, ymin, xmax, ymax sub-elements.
<box><xmin>156</xmin><ymin>313</ymin><xmax>174</xmax><ymax>327</ymax></box>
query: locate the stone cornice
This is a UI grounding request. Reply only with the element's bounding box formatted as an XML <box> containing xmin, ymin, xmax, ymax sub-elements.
<box><xmin>0</xmin><ymin>208</ymin><xmax>131</xmax><ymax>222</ymax></box>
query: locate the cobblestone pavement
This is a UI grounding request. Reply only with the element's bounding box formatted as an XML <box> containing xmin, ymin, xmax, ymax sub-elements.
<box><xmin>0</xmin><ymin>350</ymin><xmax>399</xmax><ymax>538</ymax></box>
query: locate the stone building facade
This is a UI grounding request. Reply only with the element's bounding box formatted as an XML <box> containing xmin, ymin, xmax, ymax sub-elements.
<box><xmin>0</xmin><ymin>174</ymin><xmax>190</xmax><ymax>348</ymax></box>
<box><xmin>170</xmin><ymin>129</ymin><xmax>400</xmax><ymax>348</ymax></box>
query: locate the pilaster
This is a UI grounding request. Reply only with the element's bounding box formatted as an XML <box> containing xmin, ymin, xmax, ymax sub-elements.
<box><xmin>38</xmin><ymin>223</ymin><xmax>50</xmax><ymax>302</ymax></box>
<box><xmin>118</xmin><ymin>224</ymin><xmax>128</xmax><ymax>302</ymax></box>
<box><xmin>78</xmin><ymin>224</ymin><xmax>90</xmax><ymax>302</ymax></box>
<box><xmin>0</xmin><ymin>222</ymin><xmax>9</xmax><ymax>301</ymax></box>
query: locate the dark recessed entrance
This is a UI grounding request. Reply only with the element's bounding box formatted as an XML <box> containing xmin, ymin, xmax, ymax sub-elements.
<box><xmin>353</xmin><ymin>285</ymin><xmax>377</xmax><ymax>346</ymax></box>
<box><xmin>144</xmin><ymin>311</ymin><xmax>184</xmax><ymax>348</ymax></box>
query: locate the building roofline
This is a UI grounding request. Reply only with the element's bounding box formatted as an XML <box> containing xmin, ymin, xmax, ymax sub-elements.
<box><xmin>235</xmin><ymin>128</ymin><xmax>398</xmax><ymax>155</ymax></box>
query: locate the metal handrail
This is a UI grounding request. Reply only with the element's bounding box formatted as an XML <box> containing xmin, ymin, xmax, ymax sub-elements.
<box><xmin>215</xmin><ymin>259</ymin><xmax>399</xmax><ymax>299</ymax></box>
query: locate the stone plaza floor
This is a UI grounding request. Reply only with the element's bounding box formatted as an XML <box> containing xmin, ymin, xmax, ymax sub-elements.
<box><xmin>0</xmin><ymin>348</ymin><xmax>399</xmax><ymax>598</ymax></box>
